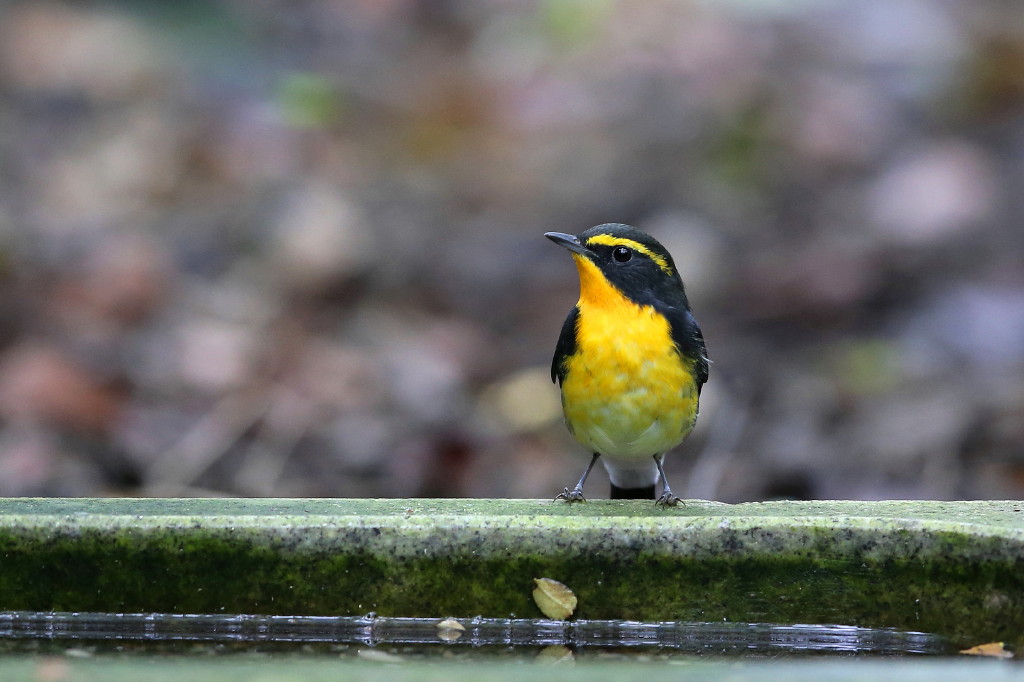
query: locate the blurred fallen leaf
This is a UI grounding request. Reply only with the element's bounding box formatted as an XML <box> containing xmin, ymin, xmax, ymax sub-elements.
<box><xmin>535</xmin><ymin>645</ymin><xmax>575</xmax><ymax>664</ymax></box>
<box><xmin>533</xmin><ymin>577</ymin><xmax>577</xmax><ymax>620</ymax></box>
<box><xmin>960</xmin><ymin>641</ymin><xmax>1013</xmax><ymax>658</ymax></box>
<box><xmin>356</xmin><ymin>649</ymin><xmax>405</xmax><ymax>664</ymax></box>
<box><xmin>479</xmin><ymin>367</ymin><xmax>561</xmax><ymax>433</ymax></box>
<box><xmin>436</xmin><ymin>617</ymin><xmax>465</xmax><ymax>642</ymax></box>
<box><xmin>33</xmin><ymin>657</ymin><xmax>71</xmax><ymax>682</ymax></box>
<box><xmin>0</xmin><ymin>345</ymin><xmax>121</xmax><ymax>434</ymax></box>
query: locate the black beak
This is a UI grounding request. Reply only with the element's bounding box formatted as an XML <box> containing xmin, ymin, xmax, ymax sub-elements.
<box><xmin>545</xmin><ymin>232</ymin><xmax>591</xmax><ymax>257</ymax></box>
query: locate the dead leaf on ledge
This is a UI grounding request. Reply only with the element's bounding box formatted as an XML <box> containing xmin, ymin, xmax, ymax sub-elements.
<box><xmin>532</xmin><ymin>577</ymin><xmax>577</xmax><ymax>620</ymax></box>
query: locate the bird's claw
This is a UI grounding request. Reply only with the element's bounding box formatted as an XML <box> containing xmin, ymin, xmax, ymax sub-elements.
<box><xmin>555</xmin><ymin>487</ymin><xmax>587</xmax><ymax>503</ymax></box>
<box><xmin>655</xmin><ymin>492</ymin><xmax>682</xmax><ymax>507</ymax></box>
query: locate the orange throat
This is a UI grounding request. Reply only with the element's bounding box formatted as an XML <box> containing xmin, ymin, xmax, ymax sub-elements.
<box><xmin>561</xmin><ymin>254</ymin><xmax>700</xmax><ymax>460</ymax></box>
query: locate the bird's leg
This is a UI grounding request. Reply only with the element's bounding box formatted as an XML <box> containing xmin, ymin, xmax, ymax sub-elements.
<box><xmin>555</xmin><ymin>452</ymin><xmax>600</xmax><ymax>503</ymax></box>
<box><xmin>654</xmin><ymin>455</ymin><xmax>682</xmax><ymax>506</ymax></box>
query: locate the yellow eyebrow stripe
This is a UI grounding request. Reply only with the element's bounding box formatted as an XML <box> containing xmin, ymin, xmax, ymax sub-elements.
<box><xmin>584</xmin><ymin>234</ymin><xmax>672</xmax><ymax>275</ymax></box>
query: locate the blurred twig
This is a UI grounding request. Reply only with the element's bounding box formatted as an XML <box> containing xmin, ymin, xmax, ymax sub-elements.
<box><xmin>143</xmin><ymin>390</ymin><xmax>272</xmax><ymax>495</ymax></box>
<box><xmin>234</xmin><ymin>386</ymin><xmax>317</xmax><ymax>496</ymax></box>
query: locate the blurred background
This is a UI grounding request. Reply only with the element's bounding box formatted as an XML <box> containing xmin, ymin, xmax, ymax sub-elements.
<box><xmin>0</xmin><ymin>0</ymin><xmax>1021</xmax><ymax>501</ymax></box>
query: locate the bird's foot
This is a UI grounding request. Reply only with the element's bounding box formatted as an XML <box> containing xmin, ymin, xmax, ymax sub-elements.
<box><xmin>555</xmin><ymin>487</ymin><xmax>587</xmax><ymax>503</ymax></box>
<box><xmin>655</xmin><ymin>491</ymin><xmax>682</xmax><ymax>507</ymax></box>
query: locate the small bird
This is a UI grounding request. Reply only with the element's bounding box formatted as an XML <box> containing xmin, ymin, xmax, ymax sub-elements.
<box><xmin>546</xmin><ymin>224</ymin><xmax>708</xmax><ymax>505</ymax></box>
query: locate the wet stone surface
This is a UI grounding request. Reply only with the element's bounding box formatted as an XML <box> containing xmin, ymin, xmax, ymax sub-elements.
<box><xmin>0</xmin><ymin>498</ymin><xmax>1022</xmax><ymax>649</ymax></box>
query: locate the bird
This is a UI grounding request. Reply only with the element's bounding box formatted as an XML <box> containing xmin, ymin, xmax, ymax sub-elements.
<box><xmin>545</xmin><ymin>223</ymin><xmax>708</xmax><ymax>505</ymax></box>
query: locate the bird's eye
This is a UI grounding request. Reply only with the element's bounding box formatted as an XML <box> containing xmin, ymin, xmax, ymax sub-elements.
<box><xmin>612</xmin><ymin>246</ymin><xmax>632</xmax><ymax>263</ymax></box>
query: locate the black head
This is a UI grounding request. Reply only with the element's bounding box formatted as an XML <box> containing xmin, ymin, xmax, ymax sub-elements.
<box><xmin>545</xmin><ymin>223</ymin><xmax>686</xmax><ymax>306</ymax></box>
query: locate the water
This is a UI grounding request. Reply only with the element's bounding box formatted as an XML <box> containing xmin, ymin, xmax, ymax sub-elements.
<box><xmin>0</xmin><ymin>611</ymin><xmax>953</xmax><ymax>657</ymax></box>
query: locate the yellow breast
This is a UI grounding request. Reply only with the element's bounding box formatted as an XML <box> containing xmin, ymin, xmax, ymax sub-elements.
<box><xmin>560</xmin><ymin>256</ymin><xmax>699</xmax><ymax>460</ymax></box>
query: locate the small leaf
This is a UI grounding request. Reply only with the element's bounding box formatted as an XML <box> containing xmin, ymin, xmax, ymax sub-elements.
<box><xmin>960</xmin><ymin>641</ymin><xmax>1013</xmax><ymax>658</ymax></box>
<box><xmin>436</xmin><ymin>618</ymin><xmax>465</xmax><ymax>642</ymax></box>
<box><xmin>533</xmin><ymin>577</ymin><xmax>577</xmax><ymax>620</ymax></box>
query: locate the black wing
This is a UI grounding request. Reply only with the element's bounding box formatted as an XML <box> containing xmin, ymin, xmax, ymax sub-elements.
<box><xmin>550</xmin><ymin>306</ymin><xmax>579</xmax><ymax>385</ymax></box>
<box><xmin>664</xmin><ymin>305</ymin><xmax>709</xmax><ymax>394</ymax></box>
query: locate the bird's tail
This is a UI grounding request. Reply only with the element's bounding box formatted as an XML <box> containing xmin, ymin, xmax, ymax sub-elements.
<box><xmin>610</xmin><ymin>483</ymin><xmax>656</xmax><ymax>499</ymax></box>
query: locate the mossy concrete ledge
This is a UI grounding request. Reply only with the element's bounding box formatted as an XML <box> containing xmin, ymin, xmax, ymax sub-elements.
<box><xmin>1</xmin><ymin>498</ymin><xmax>1023</xmax><ymax>648</ymax></box>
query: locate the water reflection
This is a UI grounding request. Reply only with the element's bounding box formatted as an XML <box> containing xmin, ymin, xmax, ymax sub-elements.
<box><xmin>0</xmin><ymin>612</ymin><xmax>951</xmax><ymax>656</ymax></box>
